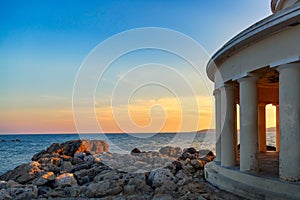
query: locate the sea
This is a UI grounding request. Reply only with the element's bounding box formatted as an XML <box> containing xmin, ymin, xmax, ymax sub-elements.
<box><xmin>0</xmin><ymin>131</ymin><xmax>276</xmax><ymax>175</ymax></box>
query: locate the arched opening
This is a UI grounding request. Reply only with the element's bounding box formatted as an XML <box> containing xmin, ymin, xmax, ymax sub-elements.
<box><xmin>258</xmin><ymin>103</ymin><xmax>279</xmax><ymax>177</ymax></box>
<box><xmin>266</xmin><ymin>104</ymin><xmax>277</xmax><ymax>151</ymax></box>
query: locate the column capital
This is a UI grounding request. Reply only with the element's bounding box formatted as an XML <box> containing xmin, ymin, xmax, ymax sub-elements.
<box><xmin>213</xmin><ymin>89</ymin><xmax>221</xmax><ymax>96</ymax></box>
<box><xmin>237</xmin><ymin>75</ymin><xmax>259</xmax><ymax>83</ymax></box>
<box><xmin>232</xmin><ymin>72</ymin><xmax>259</xmax><ymax>82</ymax></box>
<box><xmin>219</xmin><ymin>82</ymin><xmax>238</xmax><ymax>91</ymax></box>
<box><xmin>276</xmin><ymin>62</ymin><xmax>300</xmax><ymax>72</ymax></box>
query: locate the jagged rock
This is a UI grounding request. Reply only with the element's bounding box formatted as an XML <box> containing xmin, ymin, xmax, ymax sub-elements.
<box><xmin>0</xmin><ymin>181</ymin><xmax>7</xmax><ymax>189</ymax></box>
<box><xmin>175</xmin><ymin>170</ymin><xmax>193</xmax><ymax>186</ymax></box>
<box><xmin>182</xmin><ymin>163</ymin><xmax>195</xmax><ymax>174</ymax></box>
<box><xmin>44</xmin><ymin>163</ymin><xmax>60</xmax><ymax>174</ymax></box>
<box><xmin>126</xmin><ymin>174</ymin><xmax>152</xmax><ymax>195</ymax></box>
<box><xmin>199</xmin><ymin>157</ymin><xmax>209</xmax><ymax>163</ymax></box>
<box><xmin>192</xmin><ymin>170</ymin><xmax>204</xmax><ymax>182</ymax></box>
<box><xmin>50</xmin><ymin>157</ymin><xmax>62</xmax><ymax>166</ymax></box>
<box><xmin>0</xmin><ymin>139</ymin><xmax>241</xmax><ymax>199</ymax></box>
<box><xmin>37</xmin><ymin>157</ymin><xmax>50</xmax><ymax>164</ymax></box>
<box><xmin>159</xmin><ymin>146</ymin><xmax>175</xmax><ymax>157</ymax></box>
<box><xmin>159</xmin><ymin>146</ymin><xmax>182</xmax><ymax>158</ymax></box>
<box><xmin>154</xmin><ymin>180</ymin><xmax>178</xmax><ymax>195</ymax></box>
<box><xmin>60</xmin><ymin>161</ymin><xmax>73</xmax><ymax>173</ymax></box>
<box><xmin>148</xmin><ymin>168</ymin><xmax>177</xmax><ymax>188</ymax></box>
<box><xmin>197</xmin><ymin>150</ymin><xmax>215</xmax><ymax>163</ymax></box>
<box><xmin>133</xmin><ymin>161</ymin><xmax>147</xmax><ymax>169</ymax></box>
<box><xmin>7</xmin><ymin>185</ymin><xmax>38</xmax><ymax>200</ymax></box>
<box><xmin>74</xmin><ymin>165</ymin><xmax>107</xmax><ymax>185</ymax></box>
<box><xmin>151</xmin><ymin>151</ymin><xmax>160</xmax><ymax>157</ymax></box>
<box><xmin>33</xmin><ymin>171</ymin><xmax>55</xmax><ymax>186</ymax></box>
<box><xmin>6</xmin><ymin>180</ymin><xmax>20</xmax><ymax>188</ymax></box>
<box><xmin>86</xmin><ymin>180</ymin><xmax>122</xmax><ymax>197</ymax></box>
<box><xmin>181</xmin><ymin>152</ymin><xmax>191</xmax><ymax>160</ymax></box>
<box><xmin>32</xmin><ymin>140</ymin><xmax>109</xmax><ymax>161</ymax></box>
<box><xmin>0</xmin><ymin>162</ymin><xmax>41</xmax><ymax>184</ymax></box>
<box><xmin>179</xmin><ymin>193</ymin><xmax>207</xmax><ymax>200</ymax></box>
<box><xmin>185</xmin><ymin>147</ymin><xmax>198</xmax><ymax>154</ymax></box>
<box><xmin>93</xmin><ymin>170</ymin><xmax>120</xmax><ymax>182</ymax></box>
<box><xmin>63</xmin><ymin>185</ymin><xmax>81</xmax><ymax>197</ymax></box>
<box><xmin>0</xmin><ymin>189</ymin><xmax>11</xmax><ymax>200</ymax></box>
<box><xmin>205</xmin><ymin>150</ymin><xmax>215</xmax><ymax>157</ymax></box>
<box><xmin>176</xmin><ymin>182</ymin><xmax>203</xmax><ymax>196</ymax></box>
<box><xmin>186</xmin><ymin>181</ymin><xmax>203</xmax><ymax>193</ymax></box>
<box><xmin>152</xmin><ymin>194</ymin><xmax>173</xmax><ymax>200</ymax></box>
<box><xmin>171</xmin><ymin>160</ymin><xmax>183</xmax><ymax>173</ymax></box>
<box><xmin>37</xmin><ymin>186</ymin><xmax>52</xmax><ymax>196</ymax></box>
<box><xmin>123</xmin><ymin>184</ymin><xmax>135</xmax><ymax>195</ymax></box>
<box><xmin>55</xmin><ymin>173</ymin><xmax>77</xmax><ymax>187</ymax></box>
<box><xmin>47</xmin><ymin>187</ymin><xmax>65</xmax><ymax>198</ymax></box>
<box><xmin>70</xmin><ymin>157</ymin><xmax>83</xmax><ymax>165</ymax></box>
<box><xmin>33</xmin><ymin>178</ymin><xmax>47</xmax><ymax>186</ymax></box>
<box><xmin>191</xmin><ymin>159</ymin><xmax>205</xmax><ymax>170</ymax></box>
<box><xmin>126</xmin><ymin>195</ymin><xmax>148</xmax><ymax>200</ymax></box>
<box><xmin>83</xmin><ymin>155</ymin><xmax>96</xmax><ymax>163</ymax></box>
<box><xmin>71</xmin><ymin>163</ymin><xmax>93</xmax><ymax>173</ymax></box>
<box><xmin>130</xmin><ymin>148</ymin><xmax>142</xmax><ymax>155</ymax></box>
<box><xmin>74</xmin><ymin>152</ymin><xmax>85</xmax><ymax>159</ymax></box>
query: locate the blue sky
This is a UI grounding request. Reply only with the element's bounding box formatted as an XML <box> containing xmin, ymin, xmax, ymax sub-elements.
<box><xmin>0</xmin><ymin>1</ymin><xmax>272</xmax><ymax>133</ymax></box>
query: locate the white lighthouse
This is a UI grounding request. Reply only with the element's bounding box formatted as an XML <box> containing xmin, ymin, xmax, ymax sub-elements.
<box><xmin>205</xmin><ymin>1</ymin><xmax>300</xmax><ymax>199</ymax></box>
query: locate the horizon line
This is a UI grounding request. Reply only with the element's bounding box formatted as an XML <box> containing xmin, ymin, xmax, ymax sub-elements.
<box><xmin>0</xmin><ymin>127</ymin><xmax>277</xmax><ymax>135</ymax></box>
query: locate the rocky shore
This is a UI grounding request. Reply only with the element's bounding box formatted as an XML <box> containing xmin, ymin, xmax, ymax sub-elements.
<box><xmin>0</xmin><ymin>140</ymin><xmax>241</xmax><ymax>200</ymax></box>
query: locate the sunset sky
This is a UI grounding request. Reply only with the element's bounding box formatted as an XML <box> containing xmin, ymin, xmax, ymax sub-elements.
<box><xmin>0</xmin><ymin>1</ymin><xmax>273</xmax><ymax>134</ymax></box>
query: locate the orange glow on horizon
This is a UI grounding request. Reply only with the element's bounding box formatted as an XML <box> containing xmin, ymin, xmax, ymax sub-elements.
<box><xmin>96</xmin><ymin>96</ymin><xmax>213</xmax><ymax>133</ymax></box>
<box><xmin>0</xmin><ymin>97</ymin><xmax>277</xmax><ymax>134</ymax></box>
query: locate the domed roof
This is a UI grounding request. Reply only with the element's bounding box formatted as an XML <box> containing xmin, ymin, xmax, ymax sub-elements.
<box><xmin>271</xmin><ymin>0</ymin><xmax>300</xmax><ymax>13</ymax></box>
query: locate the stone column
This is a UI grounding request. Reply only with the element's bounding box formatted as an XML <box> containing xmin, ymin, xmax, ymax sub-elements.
<box><xmin>238</xmin><ymin>76</ymin><xmax>259</xmax><ymax>172</ymax></box>
<box><xmin>220</xmin><ymin>83</ymin><xmax>237</xmax><ymax>167</ymax></box>
<box><xmin>258</xmin><ymin>103</ymin><xmax>266</xmax><ymax>152</ymax></box>
<box><xmin>277</xmin><ymin>62</ymin><xmax>300</xmax><ymax>181</ymax></box>
<box><xmin>214</xmin><ymin>89</ymin><xmax>221</xmax><ymax>162</ymax></box>
<box><xmin>275</xmin><ymin>105</ymin><xmax>280</xmax><ymax>152</ymax></box>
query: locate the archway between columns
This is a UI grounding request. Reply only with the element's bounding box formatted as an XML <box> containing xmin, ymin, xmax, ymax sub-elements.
<box><xmin>265</xmin><ymin>104</ymin><xmax>277</xmax><ymax>150</ymax></box>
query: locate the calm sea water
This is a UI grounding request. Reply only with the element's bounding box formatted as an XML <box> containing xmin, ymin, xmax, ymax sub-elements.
<box><xmin>0</xmin><ymin>132</ymin><xmax>276</xmax><ymax>175</ymax></box>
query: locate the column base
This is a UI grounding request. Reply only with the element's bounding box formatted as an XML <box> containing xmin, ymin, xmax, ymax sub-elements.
<box><xmin>205</xmin><ymin>162</ymin><xmax>300</xmax><ymax>200</ymax></box>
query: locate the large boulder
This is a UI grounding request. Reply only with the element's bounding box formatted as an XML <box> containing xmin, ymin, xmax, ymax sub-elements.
<box><xmin>6</xmin><ymin>185</ymin><xmax>38</xmax><ymax>200</ymax></box>
<box><xmin>0</xmin><ymin>189</ymin><xmax>11</xmax><ymax>200</ymax></box>
<box><xmin>190</xmin><ymin>159</ymin><xmax>205</xmax><ymax>170</ymax></box>
<box><xmin>159</xmin><ymin>146</ymin><xmax>182</xmax><ymax>158</ymax></box>
<box><xmin>74</xmin><ymin>164</ymin><xmax>110</xmax><ymax>185</ymax></box>
<box><xmin>154</xmin><ymin>180</ymin><xmax>178</xmax><ymax>195</ymax></box>
<box><xmin>184</xmin><ymin>147</ymin><xmax>198</xmax><ymax>154</ymax></box>
<box><xmin>130</xmin><ymin>148</ymin><xmax>142</xmax><ymax>155</ymax></box>
<box><xmin>86</xmin><ymin>180</ymin><xmax>122</xmax><ymax>197</ymax></box>
<box><xmin>55</xmin><ymin>173</ymin><xmax>77</xmax><ymax>187</ymax></box>
<box><xmin>32</xmin><ymin>140</ymin><xmax>109</xmax><ymax>161</ymax></box>
<box><xmin>33</xmin><ymin>172</ymin><xmax>55</xmax><ymax>186</ymax></box>
<box><xmin>125</xmin><ymin>173</ymin><xmax>153</xmax><ymax>196</ymax></box>
<box><xmin>148</xmin><ymin>168</ymin><xmax>177</xmax><ymax>188</ymax></box>
<box><xmin>175</xmin><ymin>170</ymin><xmax>193</xmax><ymax>186</ymax></box>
